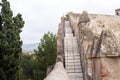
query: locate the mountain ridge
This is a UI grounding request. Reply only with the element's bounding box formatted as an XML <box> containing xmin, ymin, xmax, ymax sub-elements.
<box><xmin>22</xmin><ymin>43</ymin><xmax>39</xmax><ymax>51</ymax></box>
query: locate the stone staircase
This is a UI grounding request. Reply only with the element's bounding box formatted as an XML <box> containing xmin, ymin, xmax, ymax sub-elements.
<box><xmin>64</xmin><ymin>21</ymin><xmax>83</xmax><ymax>80</ymax></box>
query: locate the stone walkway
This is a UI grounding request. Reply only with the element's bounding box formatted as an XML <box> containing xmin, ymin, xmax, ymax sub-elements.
<box><xmin>64</xmin><ymin>21</ymin><xmax>83</xmax><ymax>80</ymax></box>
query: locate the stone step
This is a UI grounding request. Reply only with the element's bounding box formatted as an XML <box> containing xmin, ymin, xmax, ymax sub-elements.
<box><xmin>64</xmin><ymin>50</ymin><xmax>79</xmax><ymax>52</ymax></box>
<box><xmin>65</xmin><ymin>59</ymin><xmax>81</xmax><ymax>62</ymax></box>
<box><xmin>65</xmin><ymin>54</ymin><xmax>80</xmax><ymax>57</ymax></box>
<box><xmin>64</xmin><ymin>51</ymin><xmax>79</xmax><ymax>54</ymax></box>
<box><xmin>65</xmin><ymin>56</ymin><xmax>80</xmax><ymax>59</ymax></box>
<box><xmin>65</xmin><ymin>33</ymin><xmax>72</xmax><ymax>35</ymax></box>
<box><xmin>68</xmin><ymin>73</ymin><xmax>83</xmax><ymax>78</ymax></box>
<box><xmin>69</xmin><ymin>77</ymin><xmax>83</xmax><ymax>80</ymax></box>
<box><xmin>66</xmin><ymin>66</ymin><xmax>82</xmax><ymax>69</ymax></box>
<box><xmin>65</xmin><ymin>63</ymin><xmax>81</xmax><ymax>67</ymax></box>
<box><xmin>66</xmin><ymin>67</ymin><xmax>82</xmax><ymax>70</ymax></box>
<box><xmin>65</xmin><ymin>62</ymin><xmax>81</xmax><ymax>66</ymax></box>
<box><xmin>64</xmin><ymin>44</ymin><xmax>77</xmax><ymax>46</ymax></box>
<box><xmin>65</xmin><ymin>58</ymin><xmax>81</xmax><ymax>61</ymax></box>
<box><xmin>65</xmin><ymin>65</ymin><xmax>82</xmax><ymax>69</ymax></box>
<box><xmin>65</xmin><ymin>55</ymin><xmax>80</xmax><ymax>57</ymax></box>
<box><xmin>66</xmin><ymin>69</ymin><xmax>82</xmax><ymax>73</ymax></box>
<box><xmin>65</xmin><ymin>59</ymin><xmax>81</xmax><ymax>61</ymax></box>
<box><xmin>65</xmin><ymin>56</ymin><xmax>80</xmax><ymax>58</ymax></box>
<box><xmin>67</xmin><ymin>54</ymin><xmax>80</xmax><ymax>56</ymax></box>
<box><xmin>64</xmin><ymin>46</ymin><xmax>77</xmax><ymax>48</ymax></box>
<box><xmin>64</xmin><ymin>48</ymin><xmax>79</xmax><ymax>50</ymax></box>
<box><xmin>65</xmin><ymin>62</ymin><xmax>82</xmax><ymax>65</ymax></box>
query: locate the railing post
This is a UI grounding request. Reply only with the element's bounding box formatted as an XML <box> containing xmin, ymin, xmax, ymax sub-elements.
<box><xmin>62</xmin><ymin>20</ymin><xmax>65</xmax><ymax>68</ymax></box>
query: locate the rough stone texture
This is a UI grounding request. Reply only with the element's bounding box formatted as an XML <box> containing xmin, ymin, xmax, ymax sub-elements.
<box><xmin>57</xmin><ymin>23</ymin><xmax>63</xmax><ymax>56</ymax></box>
<box><xmin>88</xmin><ymin>14</ymin><xmax>120</xmax><ymax>55</ymax></box>
<box><xmin>46</xmin><ymin>11</ymin><xmax>120</xmax><ymax>80</ymax></box>
<box><xmin>44</xmin><ymin>62</ymin><xmax>70</xmax><ymax>80</ymax></box>
<box><xmin>101</xmin><ymin>58</ymin><xmax>120</xmax><ymax>80</ymax></box>
<box><xmin>70</xmin><ymin>13</ymin><xmax>120</xmax><ymax>55</ymax></box>
<box><xmin>68</xmin><ymin>12</ymin><xmax>120</xmax><ymax>80</ymax></box>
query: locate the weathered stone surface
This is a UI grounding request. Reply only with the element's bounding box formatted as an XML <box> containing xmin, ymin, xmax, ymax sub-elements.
<box><xmin>69</xmin><ymin>12</ymin><xmax>120</xmax><ymax>55</ymax></box>
<box><xmin>46</xmin><ymin>11</ymin><xmax>120</xmax><ymax>80</ymax></box>
<box><xmin>44</xmin><ymin>62</ymin><xmax>69</xmax><ymax>80</ymax></box>
<box><xmin>101</xmin><ymin>58</ymin><xmax>120</xmax><ymax>80</ymax></box>
<box><xmin>68</xmin><ymin>12</ymin><xmax>120</xmax><ymax>80</ymax></box>
<box><xmin>57</xmin><ymin>23</ymin><xmax>63</xmax><ymax>56</ymax></box>
<box><xmin>88</xmin><ymin>15</ymin><xmax>120</xmax><ymax>55</ymax></box>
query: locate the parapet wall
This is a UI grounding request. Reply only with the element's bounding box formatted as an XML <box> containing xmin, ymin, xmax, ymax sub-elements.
<box><xmin>44</xmin><ymin>62</ymin><xmax>69</xmax><ymax>80</ymax></box>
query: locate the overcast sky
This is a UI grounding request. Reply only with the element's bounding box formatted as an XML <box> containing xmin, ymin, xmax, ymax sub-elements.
<box><xmin>8</xmin><ymin>0</ymin><xmax>120</xmax><ymax>44</ymax></box>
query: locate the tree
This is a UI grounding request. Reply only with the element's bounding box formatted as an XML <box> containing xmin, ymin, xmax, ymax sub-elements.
<box><xmin>34</xmin><ymin>32</ymin><xmax>57</xmax><ymax>80</ymax></box>
<box><xmin>21</xmin><ymin>54</ymin><xmax>34</xmax><ymax>80</ymax></box>
<box><xmin>0</xmin><ymin>0</ymin><xmax>24</xmax><ymax>80</ymax></box>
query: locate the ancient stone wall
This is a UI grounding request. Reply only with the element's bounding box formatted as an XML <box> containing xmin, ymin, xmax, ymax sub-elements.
<box><xmin>44</xmin><ymin>62</ymin><xmax>69</xmax><ymax>80</ymax></box>
<box><xmin>45</xmin><ymin>11</ymin><xmax>120</xmax><ymax>80</ymax></box>
<box><xmin>57</xmin><ymin>23</ymin><xmax>63</xmax><ymax>57</ymax></box>
<box><xmin>101</xmin><ymin>58</ymin><xmax>120</xmax><ymax>80</ymax></box>
<box><xmin>69</xmin><ymin>12</ymin><xmax>120</xmax><ymax>80</ymax></box>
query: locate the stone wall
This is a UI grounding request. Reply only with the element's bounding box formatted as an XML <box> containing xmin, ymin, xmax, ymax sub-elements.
<box><xmin>69</xmin><ymin>12</ymin><xmax>120</xmax><ymax>80</ymax></box>
<box><xmin>45</xmin><ymin>11</ymin><xmax>120</xmax><ymax>80</ymax></box>
<box><xmin>44</xmin><ymin>62</ymin><xmax>69</xmax><ymax>80</ymax></box>
<box><xmin>57</xmin><ymin>23</ymin><xmax>63</xmax><ymax>56</ymax></box>
<box><xmin>101</xmin><ymin>58</ymin><xmax>120</xmax><ymax>80</ymax></box>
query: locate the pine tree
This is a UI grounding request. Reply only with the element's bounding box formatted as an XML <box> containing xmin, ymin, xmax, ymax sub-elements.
<box><xmin>0</xmin><ymin>0</ymin><xmax>24</xmax><ymax>80</ymax></box>
<box><xmin>34</xmin><ymin>32</ymin><xmax>57</xmax><ymax>80</ymax></box>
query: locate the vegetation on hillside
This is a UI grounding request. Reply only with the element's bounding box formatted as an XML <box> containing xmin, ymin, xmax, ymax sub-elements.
<box><xmin>21</xmin><ymin>32</ymin><xmax>57</xmax><ymax>80</ymax></box>
<box><xmin>21</xmin><ymin>54</ymin><xmax>38</xmax><ymax>80</ymax></box>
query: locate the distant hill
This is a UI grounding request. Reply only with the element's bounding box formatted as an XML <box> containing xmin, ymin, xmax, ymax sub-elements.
<box><xmin>22</xmin><ymin>49</ymin><xmax>34</xmax><ymax>55</ymax></box>
<box><xmin>22</xmin><ymin>43</ymin><xmax>39</xmax><ymax>51</ymax></box>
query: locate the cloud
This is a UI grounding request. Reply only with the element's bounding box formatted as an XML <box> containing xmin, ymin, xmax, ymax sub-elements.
<box><xmin>8</xmin><ymin>0</ymin><xmax>120</xmax><ymax>44</ymax></box>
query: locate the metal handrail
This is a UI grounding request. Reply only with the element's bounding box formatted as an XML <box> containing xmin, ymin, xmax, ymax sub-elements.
<box><xmin>62</xmin><ymin>20</ymin><xmax>65</xmax><ymax>68</ymax></box>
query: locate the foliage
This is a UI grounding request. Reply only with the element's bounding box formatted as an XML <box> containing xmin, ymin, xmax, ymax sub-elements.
<box><xmin>0</xmin><ymin>0</ymin><xmax>24</xmax><ymax>80</ymax></box>
<box><xmin>21</xmin><ymin>54</ymin><xmax>34</xmax><ymax>80</ymax></box>
<box><xmin>34</xmin><ymin>32</ymin><xmax>57</xmax><ymax>80</ymax></box>
<box><xmin>21</xmin><ymin>32</ymin><xmax>57</xmax><ymax>80</ymax></box>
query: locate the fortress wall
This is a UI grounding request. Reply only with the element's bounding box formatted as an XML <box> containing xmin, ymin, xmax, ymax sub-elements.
<box><xmin>101</xmin><ymin>58</ymin><xmax>120</xmax><ymax>80</ymax></box>
<box><xmin>57</xmin><ymin>23</ymin><xmax>63</xmax><ymax>55</ymax></box>
<box><xmin>69</xmin><ymin>12</ymin><xmax>120</xmax><ymax>80</ymax></box>
<box><xmin>44</xmin><ymin>62</ymin><xmax>69</xmax><ymax>80</ymax></box>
